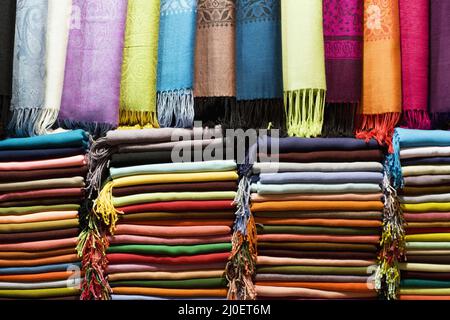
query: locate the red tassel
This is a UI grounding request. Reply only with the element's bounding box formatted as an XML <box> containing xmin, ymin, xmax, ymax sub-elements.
<box><xmin>356</xmin><ymin>113</ymin><xmax>400</xmax><ymax>153</ymax></box>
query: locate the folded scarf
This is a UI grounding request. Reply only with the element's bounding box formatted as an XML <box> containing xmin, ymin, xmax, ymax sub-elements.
<box><xmin>120</xmin><ymin>211</ymin><xmax>233</xmax><ymax>222</ymax></box>
<box><xmin>194</xmin><ymin>0</ymin><xmax>236</xmax><ymax>125</ymax></box>
<box><xmin>406</xmin><ymin>243</ymin><xmax>450</xmax><ymax>250</ymax></box>
<box><xmin>110</xmin><ymin>160</ymin><xmax>237</xmax><ymax>179</ymax></box>
<box><xmin>398</xmin><ymin>0</ymin><xmax>431</xmax><ymax>129</ymax></box>
<box><xmin>258</xmin><ymin>172</ymin><xmax>383</xmax><ymax>184</ymax></box>
<box><xmin>252</xmin><ymin>193</ymin><xmax>382</xmax><ymax>203</ymax></box>
<box><xmin>112</xmin><ymin>181</ymin><xmax>237</xmax><ymax>197</ymax></box>
<box><xmin>322</xmin><ymin>0</ymin><xmax>363</xmax><ymax>136</ymax></box>
<box><xmin>0</xmin><ymin>204</ymin><xmax>79</xmax><ymax>215</ymax></box>
<box><xmin>112</xmin><ymin>287</ymin><xmax>227</xmax><ymax>298</ymax></box>
<box><xmin>257</xmin><ymin>234</ymin><xmax>379</xmax><ymax>244</ymax></box>
<box><xmin>257</xmin><ymin>266</ymin><xmax>371</xmax><ymax>276</ymax></box>
<box><xmin>0</xmin><ymin>218</ymin><xmax>79</xmax><ymax>234</ymax></box>
<box><xmin>400</xmin><ymin>288</ymin><xmax>450</xmax><ymax>296</ymax></box>
<box><xmin>0</xmin><ymin>176</ymin><xmax>84</xmax><ymax>192</ymax></box>
<box><xmin>252</xmin><ymin>201</ymin><xmax>383</xmax><ymax>213</ymax></box>
<box><xmin>399</xmin><ymin>295</ymin><xmax>450</xmax><ymax>300</ymax></box>
<box><xmin>400</xmin><ymin>194</ymin><xmax>450</xmax><ymax>204</ymax></box>
<box><xmin>0</xmin><ymin>167</ymin><xmax>87</xmax><ymax>182</ymax></box>
<box><xmin>396</xmin><ymin>128</ymin><xmax>450</xmax><ymax>148</ymax></box>
<box><xmin>404</xmin><ymin>175</ymin><xmax>450</xmax><ymax>187</ymax></box>
<box><xmin>109</xmin><ymin>234</ymin><xmax>231</xmax><ymax>246</ymax></box>
<box><xmin>0</xmin><ymin>154</ymin><xmax>86</xmax><ymax>171</ymax></box>
<box><xmin>402</xmin><ymin>157</ymin><xmax>450</xmax><ymax>166</ymax></box>
<box><xmin>117</xmin><ymin>137</ymin><xmax>223</xmax><ymax>153</ymax></box>
<box><xmin>406</xmin><ymin>234</ymin><xmax>450</xmax><ymax>242</ymax></box>
<box><xmin>0</xmin><ymin>237</ymin><xmax>78</xmax><ymax>252</ymax></box>
<box><xmin>256</xmin><ymin>274</ymin><xmax>370</xmax><ymax>282</ymax></box>
<box><xmin>119</xmin><ymin>200</ymin><xmax>234</xmax><ymax>215</ymax></box>
<box><xmin>402</xmin><ymin>165</ymin><xmax>450</xmax><ymax>177</ymax></box>
<box><xmin>0</xmin><ymin>0</ymin><xmax>16</xmax><ymax>138</ymax></box>
<box><xmin>128</xmin><ymin>219</ymin><xmax>232</xmax><ymax>227</ymax></box>
<box><xmin>430</xmin><ymin>0</ymin><xmax>450</xmax><ymax>128</ymax></box>
<box><xmin>0</xmin><ymin>270</ymin><xmax>77</xmax><ymax>283</ymax></box>
<box><xmin>258</xmin><ymin>249</ymin><xmax>374</xmax><ymax>259</ymax></box>
<box><xmin>107</xmin><ymin>252</ymin><xmax>229</xmax><ymax>265</ymax></box>
<box><xmin>257</xmin><ymin>225</ymin><xmax>378</xmax><ymax>236</ymax></box>
<box><xmin>401</xmin><ymin>147</ymin><xmax>450</xmax><ymax>159</ymax></box>
<box><xmin>402</xmin><ymin>186</ymin><xmax>450</xmax><ymax>196</ymax></box>
<box><xmin>256</xmin><ymin>282</ymin><xmax>373</xmax><ymax>293</ymax></box>
<box><xmin>0</xmin><ymin>262</ymin><xmax>81</xmax><ymax>275</ymax></box>
<box><xmin>0</xmin><ymin>211</ymin><xmax>78</xmax><ymax>224</ymax></box>
<box><xmin>401</xmin><ymin>203</ymin><xmax>450</xmax><ymax>213</ymax></box>
<box><xmin>107</xmin><ymin>243</ymin><xmax>232</xmax><ymax>256</ymax></box>
<box><xmin>0</xmin><ymin>254</ymin><xmax>79</xmax><ymax>268</ymax></box>
<box><xmin>0</xmin><ymin>198</ymin><xmax>81</xmax><ymax>208</ymax></box>
<box><xmin>0</xmin><ymin>279</ymin><xmax>81</xmax><ymax>290</ymax></box>
<box><xmin>258</xmin><ymin>149</ymin><xmax>384</xmax><ymax>163</ymax></box>
<box><xmin>255</xmin><ymin>285</ymin><xmax>376</xmax><ymax>299</ymax></box>
<box><xmin>157</xmin><ymin>0</ymin><xmax>197</xmax><ymax>128</ymax></box>
<box><xmin>0</xmin><ymin>188</ymin><xmax>83</xmax><ymax>203</ymax></box>
<box><xmin>281</xmin><ymin>0</ymin><xmax>326</xmax><ymax>137</ymax></box>
<box><xmin>404</xmin><ymin>213</ymin><xmax>450</xmax><ymax>222</ymax></box>
<box><xmin>253</xmin><ymin>162</ymin><xmax>383</xmax><ymax>174</ymax></box>
<box><xmin>0</xmin><ymin>287</ymin><xmax>80</xmax><ymax>298</ymax></box>
<box><xmin>8</xmin><ymin>0</ymin><xmax>47</xmax><ymax>137</ymax></box>
<box><xmin>58</xmin><ymin>0</ymin><xmax>127</xmax><ymax>136</ymax></box>
<box><xmin>399</xmin><ymin>263</ymin><xmax>450</xmax><ymax>273</ymax></box>
<box><xmin>119</xmin><ymin>0</ymin><xmax>160</xmax><ymax>129</ymax></box>
<box><xmin>0</xmin><ymin>248</ymin><xmax>75</xmax><ymax>259</ymax></box>
<box><xmin>111</xmin><ymin>151</ymin><xmax>175</xmax><ymax>167</ymax></box>
<box><xmin>113</xmin><ymin>225</ymin><xmax>230</xmax><ymax>238</ymax></box>
<box><xmin>255</xmin><ymin>217</ymin><xmax>381</xmax><ymax>228</ymax></box>
<box><xmin>258</xmin><ymin>242</ymin><xmax>377</xmax><ymax>252</ymax></box>
<box><xmin>231</xmin><ymin>0</ymin><xmax>284</xmax><ymax>130</ymax></box>
<box><xmin>108</xmin><ymin>270</ymin><xmax>223</xmax><ymax>282</ymax></box>
<box><xmin>110</xmin><ymin>278</ymin><xmax>226</xmax><ymax>289</ymax></box>
<box><xmin>106</xmin><ymin>262</ymin><xmax>226</xmax><ymax>274</ymax></box>
<box><xmin>252</xmin><ymin>183</ymin><xmax>381</xmax><ymax>195</ymax></box>
<box><xmin>255</xmin><ymin>211</ymin><xmax>382</xmax><ymax>220</ymax></box>
<box><xmin>404</xmin><ymin>256</ymin><xmax>450</xmax><ymax>265</ymax></box>
<box><xmin>357</xmin><ymin>0</ymin><xmax>401</xmax><ymax>151</ymax></box>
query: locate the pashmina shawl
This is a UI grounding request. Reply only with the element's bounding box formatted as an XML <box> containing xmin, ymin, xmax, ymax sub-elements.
<box><xmin>429</xmin><ymin>0</ymin><xmax>450</xmax><ymax>129</ymax></box>
<box><xmin>120</xmin><ymin>0</ymin><xmax>160</xmax><ymax>129</ymax></box>
<box><xmin>322</xmin><ymin>0</ymin><xmax>363</xmax><ymax>137</ymax></box>
<box><xmin>281</xmin><ymin>0</ymin><xmax>326</xmax><ymax>138</ymax></box>
<box><xmin>0</xmin><ymin>0</ymin><xmax>16</xmax><ymax>138</ymax></box>
<box><xmin>157</xmin><ymin>0</ymin><xmax>197</xmax><ymax>128</ymax></box>
<box><xmin>58</xmin><ymin>0</ymin><xmax>127</xmax><ymax>137</ymax></box>
<box><xmin>399</xmin><ymin>0</ymin><xmax>431</xmax><ymax>129</ymax></box>
<box><xmin>357</xmin><ymin>0</ymin><xmax>401</xmax><ymax>152</ymax></box>
<box><xmin>8</xmin><ymin>0</ymin><xmax>48</xmax><ymax>137</ymax></box>
<box><xmin>230</xmin><ymin>0</ymin><xmax>284</xmax><ymax>131</ymax></box>
<box><xmin>193</xmin><ymin>0</ymin><xmax>236</xmax><ymax>126</ymax></box>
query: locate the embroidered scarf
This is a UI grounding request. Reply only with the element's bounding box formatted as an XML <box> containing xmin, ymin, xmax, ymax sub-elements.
<box><xmin>0</xmin><ymin>0</ymin><xmax>16</xmax><ymax>139</ymax></box>
<box><xmin>322</xmin><ymin>0</ymin><xmax>363</xmax><ymax>137</ymax></box>
<box><xmin>119</xmin><ymin>0</ymin><xmax>160</xmax><ymax>129</ymax></box>
<box><xmin>430</xmin><ymin>0</ymin><xmax>450</xmax><ymax>129</ymax></box>
<box><xmin>231</xmin><ymin>0</ymin><xmax>284</xmax><ymax>131</ymax></box>
<box><xmin>399</xmin><ymin>0</ymin><xmax>431</xmax><ymax>129</ymax></box>
<box><xmin>281</xmin><ymin>0</ymin><xmax>327</xmax><ymax>138</ymax></box>
<box><xmin>193</xmin><ymin>0</ymin><xmax>236</xmax><ymax>126</ymax></box>
<box><xmin>157</xmin><ymin>0</ymin><xmax>197</xmax><ymax>128</ymax></box>
<box><xmin>357</xmin><ymin>0</ymin><xmax>401</xmax><ymax>152</ymax></box>
<box><xmin>9</xmin><ymin>0</ymin><xmax>48</xmax><ymax>137</ymax></box>
<box><xmin>58</xmin><ymin>0</ymin><xmax>127</xmax><ymax>137</ymax></box>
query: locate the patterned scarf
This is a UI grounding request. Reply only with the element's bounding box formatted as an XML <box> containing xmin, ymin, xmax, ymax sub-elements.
<box><xmin>58</xmin><ymin>0</ymin><xmax>127</xmax><ymax>137</ymax></box>
<box><xmin>281</xmin><ymin>0</ymin><xmax>326</xmax><ymax>138</ymax></box>
<box><xmin>322</xmin><ymin>0</ymin><xmax>363</xmax><ymax>137</ymax></box>
<box><xmin>119</xmin><ymin>0</ymin><xmax>160</xmax><ymax>129</ymax></box>
<box><xmin>357</xmin><ymin>0</ymin><xmax>401</xmax><ymax>152</ymax></box>
<box><xmin>194</xmin><ymin>0</ymin><xmax>236</xmax><ymax>126</ymax></box>
<box><xmin>399</xmin><ymin>0</ymin><xmax>431</xmax><ymax>129</ymax></box>
<box><xmin>8</xmin><ymin>0</ymin><xmax>48</xmax><ymax>137</ymax></box>
<box><xmin>157</xmin><ymin>0</ymin><xmax>197</xmax><ymax>128</ymax></box>
<box><xmin>0</xmin><ymin>0</ymin><xmax>16</xmax><ymax>139</ymax></box>
<box><xmin>230</xmin><ymin>0</ymin><xmax>284</xmax><ymax>131</ymax></box>
<box><xmin>430</xmin><ymin>0</ymin><xmax>450</xmax><ymax>129</ymax></box>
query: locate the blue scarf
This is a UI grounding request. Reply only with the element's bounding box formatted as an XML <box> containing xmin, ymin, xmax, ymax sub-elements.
<box><xmin>157</xmin><ymin>0</ymin><xmax>197</xmax><ymax>128</ymax></box>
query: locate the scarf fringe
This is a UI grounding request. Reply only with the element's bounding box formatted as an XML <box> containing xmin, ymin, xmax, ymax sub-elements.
<box><xmin>193</xmin><ymin>97</ymin><xmax>233</xmax><ymax>127</ymax></box>
<box><xmin>222</xmin><ymin>99</ymin><xmax>286</xmax><ymax>132</ymax></box>
<box><xmin>401</xmin><ymin>109</ymin><xmax>431</xmax><ymax>130</ymax></box>
<box><xmin>93</xmin><ymin>180</ymin><xmax>122</xmax><ymax>232</ymax></box>
<box><xmin>355</xmin><ymin>112</ymin><xmax>400</xmax><ymax>153</ymax></box>
<box><xmin>8</xmin><ymin>107</ymin><xmax>58</xmax><ymax>137</ymax></box>
<box><xmin>157</xmin><ymin>89</ymin><xmax>194</xmax><ymax>128</ymax></box>
<box><xmin>86</xmin><ymin>137</ymin><xmax>116</xmax><ymax>199</ymax></box>
<box><xmin>226</xmin><ymin>175</ymin><xmax>257</xmax><ymax>300</ymax></box>
<box><xmin>119</xmin><ymin>109</ymin><xmax>160</xmax><ymax>129</ymax></box>
<box><xmin>386</xmin><ymin>129</ymin><xmax>403</xmax><ymax>190</ymax></box>
<box><xmin>376</xmin><ymin>167</ymin><xmax>406</xmax><ymax>300</ymax></box>
<box><xmin>431</xmin><ymin>112</ymin><xmax>450</xmax><ymax>130</ymax></box>
<box><xmin>56</xmin><ymin>119</ymin><xmax>115</xmax><ymax>138</ymax></box>
<box><xmin>321</xmin><ymin>103</ymin><xmax>357</xmax><ymax>137</ymax></box>
<box><xmin>284</xmin><ymin>89</ymin><xmax>326</xmax><ymax>137</ymax></box>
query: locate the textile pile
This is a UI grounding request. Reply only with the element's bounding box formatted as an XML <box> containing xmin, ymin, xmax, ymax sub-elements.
<box><xmin>390</xmin><ymin>128</ymin><xmax>450</xmax><ymax>300</ymax></box>
<box><xmin>90</xmin><ymin>128</ymin><xmax>238</xmax><ymax>300</ymax></box>
<box><xmin>0</xmin><ymin>130</ymin><xmax>89</xmax><ymax>299</ymax></box>
<box><xmin>249</xmin><ymin>136</ymin><xmax>385</xmax><ymax>299</ymax></box>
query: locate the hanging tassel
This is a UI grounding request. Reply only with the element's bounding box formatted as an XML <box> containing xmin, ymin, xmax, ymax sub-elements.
<box><xmin>284</xmin><ymin>88</ymin><xmax>326</xmax><ymax>138</ymax></box>
<box><xmin>86</xmin><ymin>137</ymin><xmax>116</xmax><ymax>198</ymax></box>
<box><xmin>321</xmin><ymin>103</ymin><xmax>357</xmax><ymax>137</ymax></box>
<box><xmin>119</xmin><ymin>109</ymin><xmax>160</xmax><ymax>129</ymax></box>
<box><xmin>355</xmin><ymin>112</ymin><xmax>400</xmax><ymax>153</ymax></box>
<box><xmin>7</xmin><ymin>107</ymin><xmax>58</xmax><ymax>137</ymax></box>
<box><xmin>56</xmin><ymin>119</ymin><xmax>115</xmax><ymax>138</ymax></box>
<box><xmin>431</xmin><ymin>112</ymin><xmax>450</xmax><ymax>130</ymax></box>
<box><xmin>401</xmin><ymin>109</ymin><xmax>431</xmax><ymax>130</ymax></box>
<box><xmin>93</xmin><ymin>180</ymin><xmax>123</xmax><ymax>232</ymax></box>
<box><xmin>157</xmin><ymin>89</ymin><xmax>194</xmax><ymax>128</ymax></box>
<box><xmin>386</xmin><ymin>129</ymin><xmax>403</xmax><ymax>190</ymax></box>
<box><xmin>193</xmin><ymin>97</ymin><xmax>232</xmax><ymax>127</ymax></box>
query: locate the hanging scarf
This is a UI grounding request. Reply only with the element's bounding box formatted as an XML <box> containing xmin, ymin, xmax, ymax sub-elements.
<box><xmin>157</xmin><ymin>0</ymin><xmax>197</xmax><ymax>128</ymax></box>
<box><xmin>229</xmin><ymin>0</ymin><xmax>284</xmax><ymax>131</ymax></box>
<box><xmin>399</xmin><ymin>0</ymin><xmax>430</xmax><ymax>129</ymax></box>
<box><xmin>119</xmin><ymin>0</ymin><xmax>160</xmax><ymax>129</ymax></box>
<box><xmin>281</xmin><ymin>0</ymin><xmax>327</xmax><ymax>138</ymax></box>
<box><xmin>8</xmin><ymin>0</ymin><xmax>48</xmax><ymax>137</ymax></box>
<box><xmin>194</xmin><ymin>0</ymin><xmax>236</xmax><ymax>126</ymax></box>
<box><xmin>0</xmin><ymin>0</ymin><xmax>16</xmax><ymax>139</ymax></box>
<box><xmin>357</xmin><ymin>0</ymin><xmax>401</xmax><ymax>152</ymax></box>
<box><xmin>322</xmin><ymin>0</ymin><xmax>363</xmax><ymax>137</ymax></box>
<box><xmin>430</xmin><ymin>0</ymin><xmax>450</xmax><ymax>129</ymax></box>
<box><xmin>58</xmin><ymin>0</ymin><xmax>127</xmax><ymax>137</ymax></box>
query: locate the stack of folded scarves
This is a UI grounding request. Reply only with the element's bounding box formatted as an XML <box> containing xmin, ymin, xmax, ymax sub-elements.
<box><xmin>390</xmin><ymin>128</ymin><xmax>450</xmax><ymax>300</ymax></box>
<box><xmin>91</xmin><ymin>128</ymin><xmax>238</xmax><ymax>300</ymax></box>
<box><xmin>249</xmin><ymin>136</ymin><xmax>385</xmax><ymax>299</ymax></box>
<box><xmin>0</xmin><ymin>130</ymin><xmax>89</xmax><ymax>299</ymax></box>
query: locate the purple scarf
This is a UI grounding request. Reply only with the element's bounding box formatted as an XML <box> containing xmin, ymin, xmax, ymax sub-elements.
<box><xmin>322</xmin><ymin>0</ymin><xmax>363</xmax><ymax>137</ymax></box>
<box><xmin>430</xmin><ymin>0</ymin><xmax>450</xmax><ymax>129</ymax></box>
<box><xmin>57</xmin><ymin>0</ymin><xmax>127</xmax><ymax>137</ymax></box>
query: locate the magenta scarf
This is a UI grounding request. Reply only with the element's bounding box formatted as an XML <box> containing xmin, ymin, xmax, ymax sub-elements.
<box><xmin>399</xmin><ymin>0</ymin><xmax>431</xmax><ymax>129</ymax></box>
<box><xmin>321</xmin><ymin>0</ymin><xmax>363</xmax><ymax>137</ymax></box>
